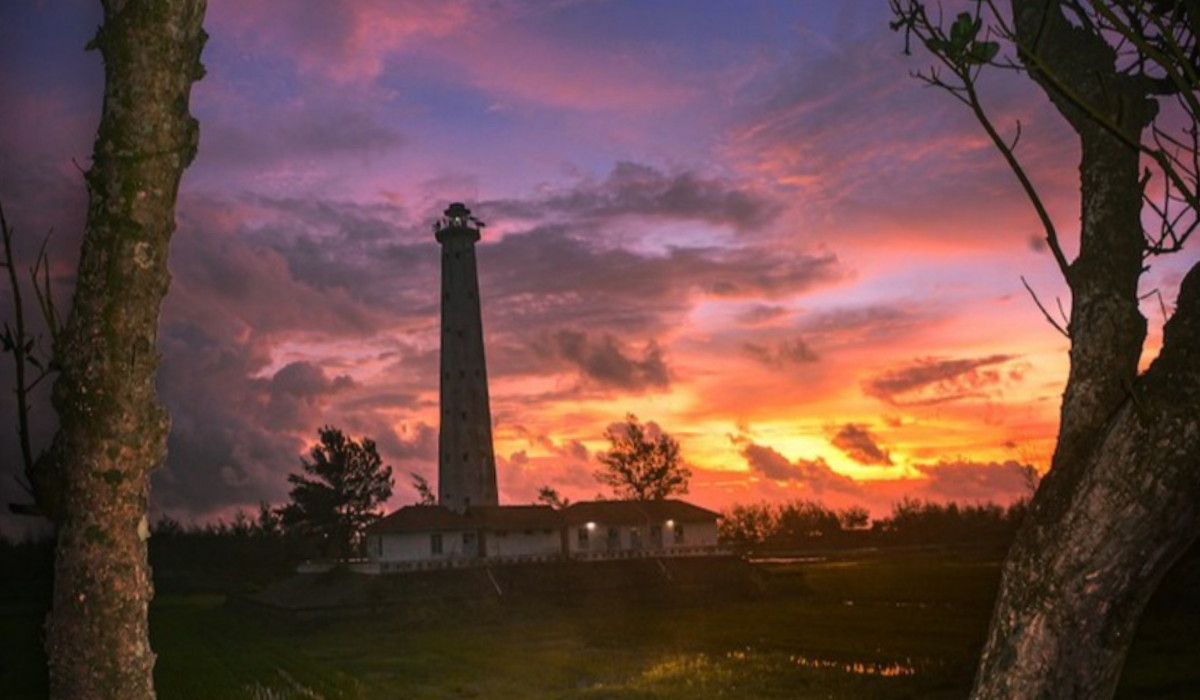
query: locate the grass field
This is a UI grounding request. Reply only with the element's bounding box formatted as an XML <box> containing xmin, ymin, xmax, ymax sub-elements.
<box><xmin>2</xmin><ymin>552</ymin><xmax>1197</xmax><ymax>698</ymax></box>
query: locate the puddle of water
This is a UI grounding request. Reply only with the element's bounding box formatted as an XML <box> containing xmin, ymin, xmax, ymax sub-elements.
<box><xmin>789</xmin><ymin>654</ymin><xmax>917</xmax><ymax>677</ymax></box>
<box><xmin>750</xmin><ymin>556</ymin><xmax>829</xmax><ymax>564</ymax></box>
<box><xmin>724</xmin><ymin>648</ymin><xmax>919</xmax><ymax>677</ymax></box>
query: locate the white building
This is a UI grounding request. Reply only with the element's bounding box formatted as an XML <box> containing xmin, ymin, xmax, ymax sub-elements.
<box><xmin>363</xmin><ymin>499</ymin><xmax>722</xmax><ymax>572</ymax></box>
<box><xmin>563</xmin><ymin>500</ymin><xmax>720</xmax><ymax>559</ymax></box>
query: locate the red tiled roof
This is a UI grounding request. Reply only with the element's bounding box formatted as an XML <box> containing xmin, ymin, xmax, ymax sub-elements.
<box><xmin>562</xmin><ymin>499</ymin><xmax>719</xmax><ymax>526</ymax></box>
<box><xmin>365</xmin><ymin>505</ymin><xmax>471</xmax><ymax>534</ymax></box>
<box><xmin>467</xmin><ymin>505</ymin><xmax>562</xmax><ymax>529</ymax></box>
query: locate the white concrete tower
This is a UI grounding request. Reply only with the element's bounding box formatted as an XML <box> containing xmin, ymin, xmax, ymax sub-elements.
<box><xmin>434</xmin><ymin>202</ymin><xmax>498</xmax><ymax>512</ymax></box>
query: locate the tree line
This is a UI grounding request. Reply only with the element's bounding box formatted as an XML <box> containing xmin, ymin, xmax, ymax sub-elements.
<box><xmin>719</xmin><ymin>498</ymin><xmax>1030</xmax><ymax>551</ymax></box>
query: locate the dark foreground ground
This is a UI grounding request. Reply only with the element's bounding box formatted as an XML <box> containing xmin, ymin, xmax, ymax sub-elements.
<box><xmin>2</xmin><ymin>550</ymin><xmax>1197</xmax><ymax>699</ymax></box>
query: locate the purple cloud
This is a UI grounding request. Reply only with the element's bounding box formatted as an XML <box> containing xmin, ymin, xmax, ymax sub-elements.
<box><xmin>829</xmin><ymin>423</ymin><xmax>893</xmax><ymax>467</ymax></box>
<box><xmin>534</xmin><ymin>329</ymin><xmax>670</xmax><ymax>392</ymax></box>
<box><xmin>739</xmin><ymin>441</ymin><xmax>860</xmax><ymax>494</ymax></box>
<box><xmin>742</xmin><ymin>337</ymin><xmax>819</xmax><ymax>367</ymax></box>
<box><xmin>863</xmin><ymin>354</ymin><xmax>1018</xmax><ymax>405</ymax></box>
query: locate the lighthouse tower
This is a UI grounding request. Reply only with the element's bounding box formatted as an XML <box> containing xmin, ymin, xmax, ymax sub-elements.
<box><xmin>434</xmin><ymin>202</ymin><xmax>498</xmax><ymax>512</ymax></box>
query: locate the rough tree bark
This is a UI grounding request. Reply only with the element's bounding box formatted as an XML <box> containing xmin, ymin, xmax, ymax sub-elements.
<box><xmin>968</xmin><ymin>3</ymin><xmax>1200</xmax><ymax>698</ymax></box>
<box><xmin>40</xmin><ymin>2</ymin><xmax>207</xmax><ymax>698</ymax></box>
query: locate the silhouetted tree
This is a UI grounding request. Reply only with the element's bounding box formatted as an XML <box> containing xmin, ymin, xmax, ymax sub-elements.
<box><xmin>536</xmin><ymin>485</ymin><xmax>570</xmax><ymax>509</ymax></box>
<box><xmin>891</xmin><ymin>3</ymin><xmax>1200</xmax><ymax>696</ymax></box>
<box><xmin>594</xmin><ymin>413</ymin><xmax>691</xmax><ymax>500</ymax></box>
<box><xmin>280</xmin><ymin>427</ymin><xmax>394</xmax><ymax>559</ymax></box>
<box><xmin>774</xmin><ymin>500</ymin><xmax>842</xmax><ymax>541</ymax></box>
<box><xmin>838</xmin><ymin>506</ymin><xmax>871</xmax><ymax>531</ymax></box>
<box><xmin>719</xmin><ymin>502</ymin><xmax>778</xmax><ymax>547</ymax></box>
<box><xmin>410</xmin><ymin>472</ymin><xmax>436</xmax><ymax>506</ymax></box>
<box><xmin>876</xmin><ymin>498</ymin><xmax>1020</xmax><ymax>544</ymax></box>
<box><xmin>255</xmin><ymin>500</ymin><xmax>282</xmax><ymax>538</ymax></box>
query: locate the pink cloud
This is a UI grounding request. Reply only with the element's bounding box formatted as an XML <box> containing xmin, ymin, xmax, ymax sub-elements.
<box><xmin>209</xmin><ymin>0</ymin><xmax>474</xmax><ymax>81</ymax></box>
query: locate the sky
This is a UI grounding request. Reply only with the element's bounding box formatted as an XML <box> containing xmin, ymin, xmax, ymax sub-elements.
<box><xmin>1</xmin><ymin>0</ymin><xmax>1195</xmax><ymax>532</ymax></box>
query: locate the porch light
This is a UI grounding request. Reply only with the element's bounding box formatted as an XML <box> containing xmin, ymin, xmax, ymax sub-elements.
<box><xmin>586</xmin><ymin>521</ymin><xmax>596</xmax><ymax>530</ymax></box>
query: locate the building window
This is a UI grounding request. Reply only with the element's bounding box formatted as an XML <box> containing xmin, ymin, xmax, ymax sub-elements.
<box><xmin>674</xmin><ymin>524</ymin><xmax>685</xmax><ymax>545</ymax></box>
<box><xmin>464</xmin><ymin>497</ymin><xmax>471</xmax><ymax>507</ymax></box>
<box><xmin>431</xmin><ymin>533</ymin><xmax>443</xmax><ymax>555</ymax></box>
<box><xmin>607</xmin><ymin>527</ymin><xmax>620</xmax><ymax>551</ymax></box>
<box><xmin>650</xmin><ymin>524</ymin><xmax>662</xmax><ymax>548</ymax></box>
<box><xmin>577</xmin><ymin>527</ymin><xmax>589</xmax><ymax>549</ymax></box>
<box><xmin>630</xmin><ymin>527</ymin><xmax>642</xmax><ymax>550</ymax></box>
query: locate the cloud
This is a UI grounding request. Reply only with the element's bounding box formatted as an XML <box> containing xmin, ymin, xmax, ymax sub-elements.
<box><xmin>200</xmin><ymin>111</ymin><xmax>404</xmax><ymax>168</ymax></box>
<box><xmin>484</xmin><ymin>161</ymin><xmax>781</xmax><ymax>232</ymax></box>
<box><xmin>739</xmin><ymin>441</ymin><xmax>860</xmax><ymax>494</ymax></box>
<box><xmin>209</xmin><ymin>0</ymin><xmax>474</xmax><ymax>81</ymax></box>
<box><xmin>375</xmin><ymin>421</ymin><xmax>438</xmax><ymax>462</ymax></box>
<box><xmin>863</xmin><ymin>354</ymin><xmax>1019</xmax><ymax>405</ymax></box>
<box><xmin>270</xmin><ymin>361</ymin><xmax>355</xmax><ymax>398</ymax></box>
<box><xmin>262</xmin><ymin>362</ymin><xmax>357</xmax><ymax>431</ymax></box>
<box><xmin>533</xmin><ymin>330</ymin><xmax>670</xmax><ymax>392</ymax></box>
<box><xmin>742</xmin><ymin>337</ymin><xmax>819</xmax><ymax>367</ymax></box>
<box><xmin>828</xmin><ymin>423</ymin><xmax>893</xmax><ymax>466</ymax></box>
<box><xmin>737</xmin><ymin>304</ymin><xmax>790</xmax><ymax>326</ymax></box>
<box><xmin>726</xmin><ymin>19</ymin><xmax>1079</xmax><ymax>252</ymax></box>
<box><xmin>145</xmin><ymin>198</ymin><xmax>433</xmax><ymax>520</ymax></box>
<box><xmin>482</xmin><ymin>225</ymin><xmax>840</xmax><ymax>334</ymax></box>
<box><xmin>914</xmin><ymin>459</ymin><xmax>1039</xmax><ymax>502</ymax></box>
<box><xmin>800</xmin><ymin>304</ymin><xmax>937</xmax><ymax>348</ymax></box>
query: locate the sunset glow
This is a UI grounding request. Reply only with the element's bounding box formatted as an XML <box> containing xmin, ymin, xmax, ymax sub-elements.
<box><xmin>2</xmin><ymin>0</ymin><xmax>1196</xmax><ymax>530</ymax></box>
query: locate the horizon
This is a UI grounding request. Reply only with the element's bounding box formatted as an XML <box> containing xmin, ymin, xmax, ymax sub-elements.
<box><xmin>1</xmin><ymin>0</ymin><xmax>1194</xmax><ymax>536</ymax></box>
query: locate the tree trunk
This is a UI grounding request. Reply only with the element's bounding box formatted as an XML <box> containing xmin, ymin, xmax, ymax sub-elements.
<box><xmin>42</xmin><ymin>2</ymin><xmax>206</xmax><ymax>698</ymax></box>
<box><xmin>971</xmin><ymin>2</ymin><xmax>1200</xmax><ymax>698</ymax></box>
<box><xmin>973</xmin><ymin>265</ymin><xmax>1200</xmax><ymax>698</ymax></box>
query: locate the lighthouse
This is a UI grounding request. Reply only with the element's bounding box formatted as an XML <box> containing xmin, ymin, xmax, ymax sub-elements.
<box><xmin>434</xmin><ymin>202</ymin><xmax>498</xmax><ymax>512</ymax></box>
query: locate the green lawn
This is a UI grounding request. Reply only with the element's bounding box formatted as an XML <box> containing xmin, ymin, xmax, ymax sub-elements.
<box><xmin>2</xmin><ymin>553</ymin><xmax>1197</xmax><ymax>698</ymax></box>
